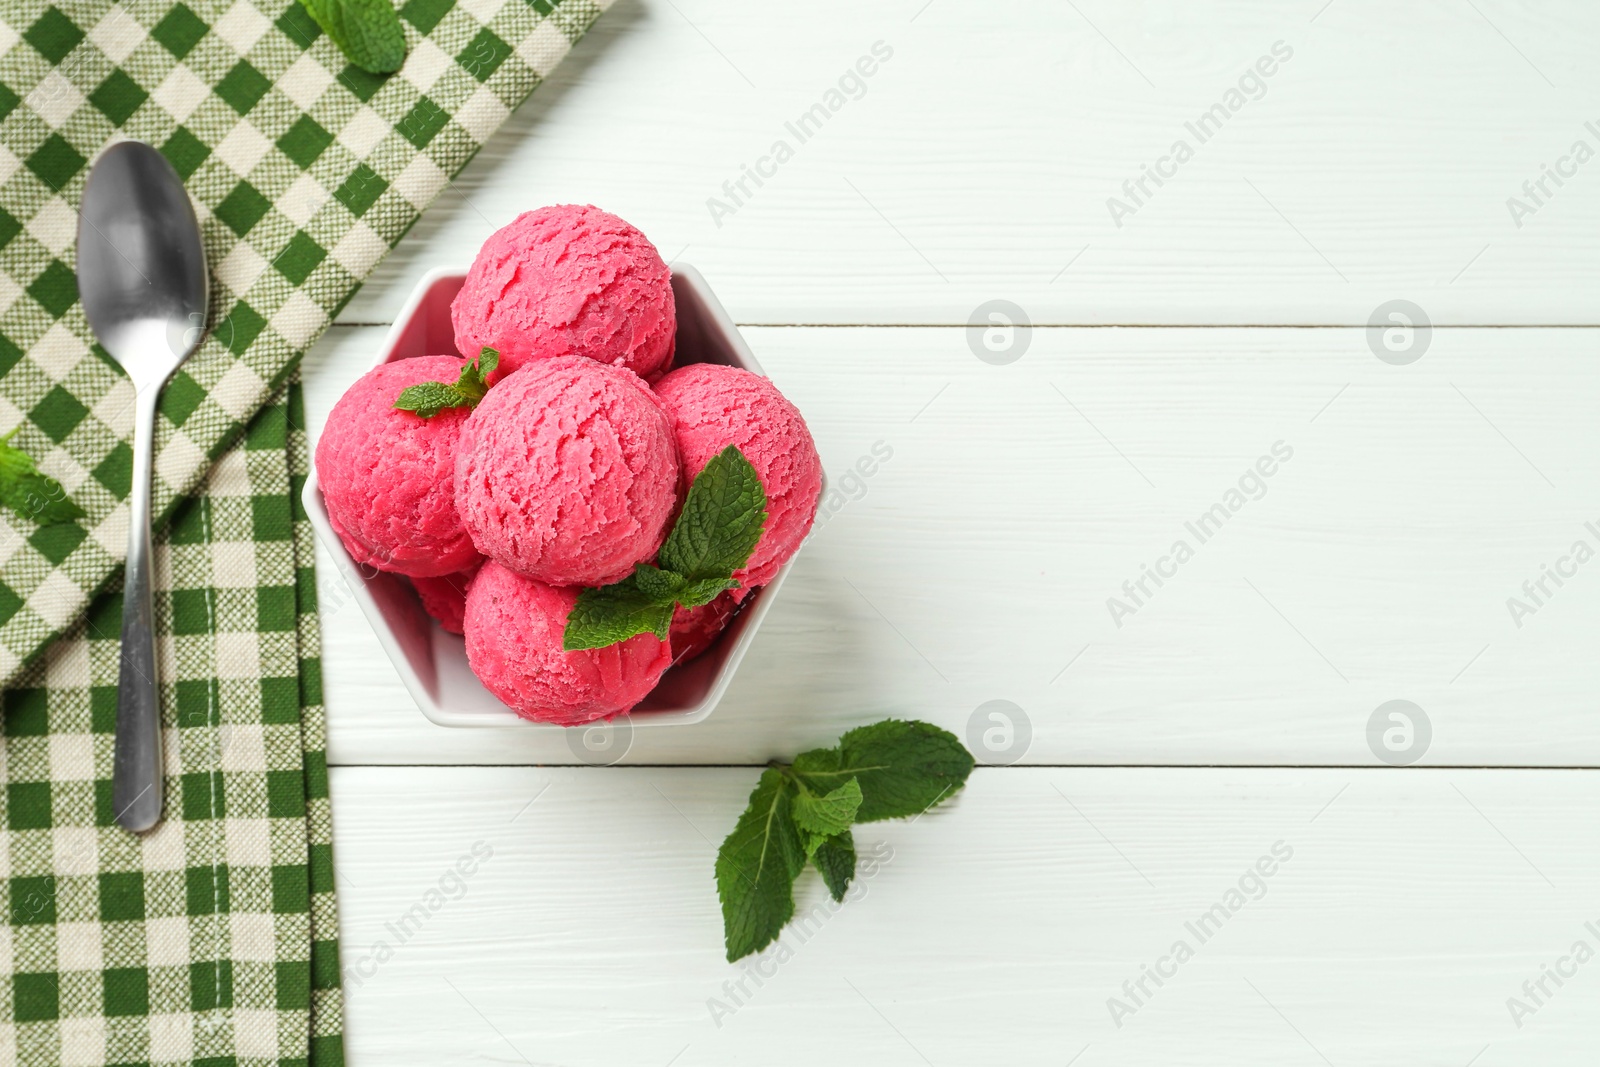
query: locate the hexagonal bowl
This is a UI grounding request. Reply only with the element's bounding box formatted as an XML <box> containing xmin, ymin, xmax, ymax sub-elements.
<box><xmin>302</xmin><ymin>264</ymin><xmax>815</xmax><ymax>728</ymax></box>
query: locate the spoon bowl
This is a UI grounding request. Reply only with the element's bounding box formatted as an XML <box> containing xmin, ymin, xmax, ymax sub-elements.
<box><xmin>76</xmin><ymin>140</ymin><xmax>209</xmax><ymax>833</ymax></box>
<box><xmin>78</xmin><ymin>143</ymin><xmax>208</xmax><ymax>383</ymax></box>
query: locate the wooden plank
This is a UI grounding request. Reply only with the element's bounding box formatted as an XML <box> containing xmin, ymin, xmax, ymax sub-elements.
<box><xmin>305</xmin><ymin>323</ymin><xmax>1600</xmax><ymax>767</ymax></box>
<box><xmin>332</xmin><ymin>765</ymin><xmax>1600</xmax><ymax>1065</ymax></box>
<box><xmin>340</xmin><ymin>0</ymin><xmax>1600</xmax><ymax>326</ymax></box>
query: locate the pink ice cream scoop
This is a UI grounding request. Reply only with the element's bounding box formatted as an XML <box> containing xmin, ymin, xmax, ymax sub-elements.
<box><xmin>452</xmin><ymin>205</ymin><xmax>676</xmax><ymax>382</ymax></box>
<box><xmin>653</xmin><ymin>363</ymin><xmax>823</xmax><ymax>597</ymax></box>
<box><xmin>669</xmin><ymin>591</ymin><xmax>741</xmax><ymax>666</ymax></box>
<box><xmin>463</xmin><ymin>561</ymin><xmax>671</xmax><ymax>724</ymax></box>
<box><xmin>315</xmin><ymin>356</ymin><xmax>480</xmax><ymax>578</ymax></box>
<box><xmin>410</xmin><ymin>561</ymin><xmax>481</xmax><ymax>635</ymax></box>
<box><xmin>454</xmin><ymin>355</ymin><xmax>681</xmax><ymax>587</ymax></box>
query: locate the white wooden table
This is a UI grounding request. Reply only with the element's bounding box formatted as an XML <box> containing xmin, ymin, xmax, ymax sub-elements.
<box><xmin>305</xmin><ymin>2</ymin><xmax>1600</xmax><ymax>1062</ymax></box>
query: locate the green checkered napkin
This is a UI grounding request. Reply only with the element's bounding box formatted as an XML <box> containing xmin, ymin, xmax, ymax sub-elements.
<box><xmin>0</xmin><ymin>0</ymin><xmax>604</xmax><ymax>1062</ymax></box>
<box><xmin>4</xmin><ymin>385</ymin><xmax>340</xmax><ymax>1065</ymax></box>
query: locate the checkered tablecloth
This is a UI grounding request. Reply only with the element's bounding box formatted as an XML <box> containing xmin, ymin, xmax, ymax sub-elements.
<box><xmin>6</xmin><ymin>385</ymin><xmax>340</xmax><ymax>1065</ymax></box>
<box><xmin>0</xmin><ymin>0</ymin><xmax>604</xmax><ymax>1062</ymax></box>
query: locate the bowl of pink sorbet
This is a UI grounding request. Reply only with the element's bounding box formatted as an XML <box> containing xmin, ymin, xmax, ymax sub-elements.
<box><xmin>303</xmin><ymin>264</ymin><xmax>820</xmax><ymax>728</ymax></box>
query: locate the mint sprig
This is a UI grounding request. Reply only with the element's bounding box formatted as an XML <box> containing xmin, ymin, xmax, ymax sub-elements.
<box><xmin>715</xmin><ymin>720</ymin><xmax>974</xmax><ymax>961</ymax></box>
<box><xmin>563</xmin><ymin>445</ymin><xmax>765</xmax><ymax>651</ymax></box>
<box><xmin>0</xmin><ymin>428</ymin><xmax>84</xmax><ymax>526</ymax></box>
<box><xmin>393</xmin><ymin>347</ymin><xmax>498</xmax><ymax>418</ymax></box>
<box><xmin>296</xmin><ymin>0</ymin><xmax>407</xmax><ymax>74</ymax></box>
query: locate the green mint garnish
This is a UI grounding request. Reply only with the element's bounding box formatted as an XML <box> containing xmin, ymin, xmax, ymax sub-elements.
<box><xmin>563</xmin><ymin>445</ymin><xmax>765</xmax><ymax>651</ymax></box>
<box><xmin>793</xmin><ymin>718</ymin><xmax>976</xmax><ymax>823</ymax></box>
<box><xmin>807</xmin><ymin>831</ymin><xmax>856</xmax><ymax>903</ymax></box>
<box><xmin>629</xmin><ymin>562</ymin><xmax>686</xmax><ymax>605</ymax></box>
<box><xmin>716</xmin><ymin>767</ymin><xmax>807</xmax><ymax>963</ymax></box>
<box><xmin>296</xmin><ymin>0</ymin><xmax>406</xmax><ymax>74</ymax></box>
<box><xmin>562</xmin><ymin>568</ymin><xmax>677</xmax><ymax>647</ymax></box>
<box><xmin>393</xmin><ymin>347</ymin><xmax>499</xmax><ymax>418</ymax></box>
<box><xmin>716</xmin><ymin>720</ymin><xmax>973</xmax><ymax>961</ymax></box>
<box><xmin>0</xmin><ymin>428</ymin><xmax>85</xmax><ymax>526</ymax></box>
<box><xmin>658</xmin><ymin>443</ymin><xmax>767</xmax><ymax>579</ymax></box>
<box><xmin>791</xmin><ymin>778</ymin><xmax>862</xmax><ymax>837</ymax></box>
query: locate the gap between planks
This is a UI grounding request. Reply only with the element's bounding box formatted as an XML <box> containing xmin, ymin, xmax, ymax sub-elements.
<box><xmin>326</xmin><ymin>322</ymin><xmax>1600</xmax><ymax>331</ymax></box>
<box><xmin>326</xmin><ymin>763</ymin><xmax>1600</xmax><ymax>771</ymax></box>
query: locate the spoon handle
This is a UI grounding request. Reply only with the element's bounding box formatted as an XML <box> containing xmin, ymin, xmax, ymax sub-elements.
<box><xmin>113</xmin><ymin>391</ymin><xmax>163</xmax><ymax>834</ymax></box>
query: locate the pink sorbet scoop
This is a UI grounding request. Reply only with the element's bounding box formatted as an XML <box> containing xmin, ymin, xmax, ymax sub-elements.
<box><xmin>315</xmin><ymin>356</ymin><xmax>481</xmax><ymax>578</ymax></box>
<box><xmin>452</xmin><ymin>204</ymin><xmax>676</xmax><ymax>382</ymax></box>
<box><xmin>669</xmin><ymin>591</ymin><xmax>741</xmax><ymax>666</ymax></box>
<box><xmin>653</xmin><ymin>363</ymin><xmax>823</xmax><ymax>597</ymax></box>
<box><xmin>410</xmin><ymin>561</ymin><xmax>481</xmax><ymax>635</ymax></box>
<box><xmin>455</xmin><ymin>355</ymin><xmax>681</xmax><ymax>587</ymax></box>
<box><xmin>464</xmin><ymin>561</ymin><xmax>671</xmax><ymax>724</ymax></box>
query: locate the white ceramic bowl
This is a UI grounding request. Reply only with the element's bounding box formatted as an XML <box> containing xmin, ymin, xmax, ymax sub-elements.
<box><xmin>303</xmin><ymin>265</ymin><xmax>816</xmax><ymax>728</ymax></box>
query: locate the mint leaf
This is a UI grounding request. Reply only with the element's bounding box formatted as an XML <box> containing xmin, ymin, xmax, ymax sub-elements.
<box><xmin>0</xmin><ymin>430</ymin><xmax>84</xmax><ymax>525</ymax></box>
<box><xmin>810</xmin><ymin>830</ymin><xmax>856</xmax><ymax>903</ymax></box>
<box><xmin>452</xmin><ymin>347</ymin><xmax>496</xmax><ymax>404</ymax></box>
<box><xmin>794</xmin><ymin>720</ymin><xmax>974</xmax><ymax>822</ymax></box>
<box><xmin>297</xmin><ymin>0</ymin><xmax>406</xmax><ymax>74</ymax></box>
<box><xmin>393</xmin><ymin>381</ymin><xmax>469</xmax><ymax>418</ymax></box>
<box><xmin>393</xmin><ymin>348</ymin><xmax>501</xmax><ymax>418</ymax></box>
<box><xmin>630</xmin><ymin>563</ymin><xmax>686</xmax><ymax>604</ymax></box>
<box><xmin>18</xmin><ymin>476</ymin><xmax>85</xmax><ymax>525</ymax></box>
<box><xmin>676</xmin><ymin>576</ymin><xmax>738</xmax><ymax>609</ymax></box>
<box><xmin>562</xmin><ymin>575</ymin><xmax>674</xmax><ymax>650</ymax></box>
<box><xmin>659</xmin><ymin>445</ymin><xmax>767</xmax><ymax>580</ymax></box>
<box><xmin>717</xmin><ymin>767</ymin><xmax>805</xmax><ymax>961</ymax></box>
<box><xmin>792</xmin><ymin>777</ymin><xmax>862</xmax><ymax>837</ymax></box>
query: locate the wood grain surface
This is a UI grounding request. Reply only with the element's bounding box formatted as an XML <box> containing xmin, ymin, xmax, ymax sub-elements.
<box><xmin>308</xmin><ymin>2</ymin><xmax>1600</xmax><ymax>1062</ymax></box>
<box><xmin>332</xmin><ymin>766</ymin><xmax>1600</xmax><ymax>1066</ymax></box>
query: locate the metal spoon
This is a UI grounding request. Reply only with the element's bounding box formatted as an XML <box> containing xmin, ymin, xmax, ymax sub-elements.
<box><xmin>76</xmin><ymin>141</ymin><xmax>209</xmax><ymax>834</ymax></box>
